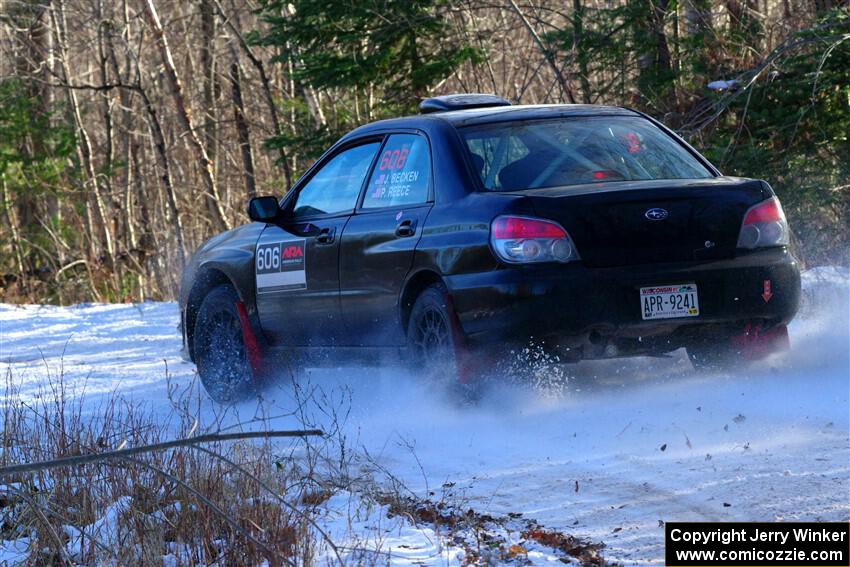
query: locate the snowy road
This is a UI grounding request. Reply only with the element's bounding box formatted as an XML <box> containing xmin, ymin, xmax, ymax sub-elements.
<box><xmin>1</xmin><ymin>267</ymin><xmax>848</xmax><ymax>565</ymax></box>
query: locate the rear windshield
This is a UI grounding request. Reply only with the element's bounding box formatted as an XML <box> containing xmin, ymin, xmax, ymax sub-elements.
<box><xmin>461</xmin><ymin>116</ymin><xmax>713</xmax><ymax>191</ymax></box>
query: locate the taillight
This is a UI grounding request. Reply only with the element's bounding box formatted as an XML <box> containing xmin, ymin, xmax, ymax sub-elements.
<box><xmin>490</xmin><ymin>215</ymin><xmax>580</xmax><ymax>264</ymax></box>
<box><xmin>736</xmin><ymin>197</ymin><xmax>790</xmax><ymax>249</ymax></box>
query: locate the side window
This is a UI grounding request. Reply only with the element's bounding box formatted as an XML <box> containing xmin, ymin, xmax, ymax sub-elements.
<box><xmin>292</xmin><ymin>142</ymin><xmax>380</xmax><ymax>218</ymax></box>
<box><xmin>362</xmin><ymin>134</ymin><xmax>431</xmax><ymax>209</ymax></box>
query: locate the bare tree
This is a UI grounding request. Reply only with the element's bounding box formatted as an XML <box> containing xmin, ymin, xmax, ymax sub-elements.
<box><xmin>142</xmin><ymin>0</ymin><xmax>231</xmax><ymax>232</ymax></box>
<box><xmin>228</xmin><ymin>48</ymin><xmax>257</xmax><ymax>199</ymax></box>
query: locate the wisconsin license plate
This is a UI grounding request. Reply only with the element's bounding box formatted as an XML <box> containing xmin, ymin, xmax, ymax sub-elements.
<box><xmin>640</xmin><ymin>284</ymin><xmax>700</xmax><ymax>320</ymax></box>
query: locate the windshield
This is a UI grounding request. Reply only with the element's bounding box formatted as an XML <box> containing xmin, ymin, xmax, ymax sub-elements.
<box><xmin>461</xmin><ymin>116</ymin><xmax>713</xmax><ymax>191</ymax></box>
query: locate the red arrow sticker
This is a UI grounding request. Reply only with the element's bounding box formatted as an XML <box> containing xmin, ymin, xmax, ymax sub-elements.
<box><xmin>762</xmin><ymin>279</ymin><xmax>773</xmax><ymax>303</ymax></box>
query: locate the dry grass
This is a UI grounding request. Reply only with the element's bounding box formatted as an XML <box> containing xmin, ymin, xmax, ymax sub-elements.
<box><xmin>0</xmin><ymin>368</ymin><xmax>336</xmax><ymax>566</ymax></box>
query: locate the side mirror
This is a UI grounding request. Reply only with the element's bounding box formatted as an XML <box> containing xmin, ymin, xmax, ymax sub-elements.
<box><xmin>247</xmin><ymin>196</ymin><xmax>280</xmax><ymax>223</ymax></box>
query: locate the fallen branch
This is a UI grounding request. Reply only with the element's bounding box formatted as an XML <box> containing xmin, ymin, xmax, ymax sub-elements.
<box><xmin>0</xmin><ymin>429</ymin><xmax>323</xmax><ymax>477</ymax></box>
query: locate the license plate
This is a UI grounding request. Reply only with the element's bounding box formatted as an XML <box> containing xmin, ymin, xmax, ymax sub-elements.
<box><xmin>640</xmin><ymin>284</ymin><xmax>700</xmax><ymax>320</ymax></box>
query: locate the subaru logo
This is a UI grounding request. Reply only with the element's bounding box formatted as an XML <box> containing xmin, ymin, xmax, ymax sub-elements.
<box><xmin>645</xmin><ymin>208</ymin><xmax>668</xmax><ymax>221</ymax></box>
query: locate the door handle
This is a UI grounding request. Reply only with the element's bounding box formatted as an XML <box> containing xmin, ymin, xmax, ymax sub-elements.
<box><xmin>395</xmin><ymin>219</ymin><xmax>417</xmax><ymax>237</ymax></box>
<box><xmin>316</xmin><ymin>227</ymin><xmax>335</xmax><ymax>244</ymax></box>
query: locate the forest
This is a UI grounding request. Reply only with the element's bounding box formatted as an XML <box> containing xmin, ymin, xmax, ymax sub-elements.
<box><xmin>1</xmin><ymin>0</ymin><xmax>848</xmax><ymax>303</ymax></box>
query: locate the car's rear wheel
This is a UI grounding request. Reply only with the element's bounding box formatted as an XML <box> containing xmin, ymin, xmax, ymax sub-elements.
<box><xmin>407</xmin><ymin>284</ymin><xmax>463</xmax><ymax>382</ymax></box>
<box><xmin>194</xmin><ymin>285</ymin><xmax>255</xmax><ymax>402</ymax></box>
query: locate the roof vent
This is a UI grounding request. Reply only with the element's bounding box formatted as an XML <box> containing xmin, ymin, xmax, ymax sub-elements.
<box><xmin>418</xmin><ymin>93</ymin><xmax>511</xmax><ymax>114</ymax></box>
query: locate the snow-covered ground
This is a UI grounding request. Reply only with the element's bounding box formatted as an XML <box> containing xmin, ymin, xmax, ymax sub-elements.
<box><xmin>1</xmin><ymin>267</ymin><xmax>848</xmax><ymax>565</ymax></box>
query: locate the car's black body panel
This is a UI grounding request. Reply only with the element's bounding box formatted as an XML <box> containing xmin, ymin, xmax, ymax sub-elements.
<box><xmin>340</xmin><ymin>203</ymin><xmax>432</xmax><ymax>346</ymax></box>
<box><xmin>179</xmin><ymin>222</ymin><xmax>266</xmax><ymax>360</ymax></box>
<box><xmin>511</xmin><ymin>177</ymin><xmax>769</xmax><ymax>267</ymax></box>
<box><xmin>447</xmin><ymin>248</ymin><xmax>799</xmax><ymax>346</ymax></box>
<box><xmin>256</xmin><ymin>215</ymin><xmax>350</xmax><ymax>346</ymax></box>
<box><xmin>179</xmin><ymin>103</ymin><xmax>801</xmax><ymax>367</ymax></box>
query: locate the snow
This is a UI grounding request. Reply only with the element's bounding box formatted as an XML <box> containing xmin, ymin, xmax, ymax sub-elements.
<box><xmin>0</xmin><ymin>539</ymin><xmax>29</xmax><ymax>565</ymax></box>
<box><xmin>707</xmin><ymin>79</ymin><xmax>741</xmax><ymax>91</ymax></box>
<box><xmin>0</xmin><ymin>267</ymin><xmax>848</xmax><ymax>565</ymax></box>
<box><xmin>64</xmin><ymin>496</ymin><xmax>133</xmax><ymax>561</ymax></box>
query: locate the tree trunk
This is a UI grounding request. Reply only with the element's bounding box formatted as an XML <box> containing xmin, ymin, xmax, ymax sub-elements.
<box><xmin>725</xmin><ymin>0</ymin><xmax>763</xmax><ymax>65</ymax></box>
<box><xmin>11</xmin><ymin>0</ymin><xmax>51</xmax><ymax>281</ymax></box>
<box><xmin>507</xmin><ymin>0</ymin><xmax>577</xmax><ymax>103</ymax></box>
<box><xmin>137</xmin><ymin>83</ymin><xmax>187</xmax><ymax>270</ymax></box>
<box><xmin>229</xmin><ymin>54</ymin><xmax>257</xmax><ymax>201</ymax></box>
<box><xmin>52</xmin><ymin>0</ymin><xmax>117</xmax><ymax>278</ymax></box>
<box><xmin>633</xmin><ymin>0</ymin><xmax>675</xmax><ymax>107</ymax></box>
<box><xmin>141</xmin><ymin>0</ymin><xmax>231</xmax><ymax>232</ymax></box>
<box><xmin>200</xmin><ymin>0</ymin><xmax>219</xmax><ymax>193</ymax></box>
<box><xmin>572</xmin><ymin>0</ymin><xmax>593</xmax><ymax>104</ymax></box>
<box><xmin>210</xmin><ymin>0</ymin><xmax>294</xmax><ymax>189</ymax></box>
<box><xmin>1</xmin><ymin>175</ymin><xmax>28</xmax><ymax>298</ymax></box>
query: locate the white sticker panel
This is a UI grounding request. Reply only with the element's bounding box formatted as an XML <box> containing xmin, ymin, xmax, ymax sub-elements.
<box><xmin>255</xmin><ymin>236</ymin><xmax>306</xmax><ymax>294</ymax></box>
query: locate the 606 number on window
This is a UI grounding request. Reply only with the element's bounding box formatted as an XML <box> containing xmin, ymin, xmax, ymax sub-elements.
<box><xmin>378</xmin><ymin>147</ymin><xmax>409</xmax><ymax>171</ymax></box>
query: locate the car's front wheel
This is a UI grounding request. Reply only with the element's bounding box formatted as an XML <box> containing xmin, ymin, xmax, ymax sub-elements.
<box><xmin>194</xmin><ymin>285</ymin><xmax>256</xmax><ymax>403</ymax></box>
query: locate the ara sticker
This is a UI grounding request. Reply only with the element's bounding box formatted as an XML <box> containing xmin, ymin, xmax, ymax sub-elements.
<box><xmin>256</xmin><ymin>239</ymin><xmax>306</xmax><ymax>294</ymax></box>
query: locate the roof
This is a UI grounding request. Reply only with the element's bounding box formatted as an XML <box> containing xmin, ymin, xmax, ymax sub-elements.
<box><xmin>343</xmin><ymin>104</ymin><xmax>640</xmax><ymax>140</ymax></box>
<box><xmin>426</xmin><ymin>103</ymin><xmax>638</xmax><ymax>126</ymax></box>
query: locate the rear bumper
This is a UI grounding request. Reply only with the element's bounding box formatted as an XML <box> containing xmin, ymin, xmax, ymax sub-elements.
<box><xmin>446</xmin><ymin>248</ymin><xmax>801</xmax><ymax>351</ymax></box>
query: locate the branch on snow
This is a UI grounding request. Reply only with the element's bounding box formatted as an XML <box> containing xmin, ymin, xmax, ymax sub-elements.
<box><xmin>0</xmin><ymin>429</ymin><xmax>324</xmax><ymax>477</ymax></box>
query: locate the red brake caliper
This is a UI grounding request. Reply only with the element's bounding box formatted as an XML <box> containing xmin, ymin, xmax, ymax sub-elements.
<box><xmin>234</xmin><ymin>301</ymin><xmax>264</xmax><ymax>384</ymax></box>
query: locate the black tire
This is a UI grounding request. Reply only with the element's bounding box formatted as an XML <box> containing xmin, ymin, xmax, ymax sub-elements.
<box><xmin>406</xmin><ymin>284</ymin><xmax>461</xmax><ymax>381</ymax></box>
<box><xmin>193</xmin><ymin>285</ymin><xmax>255</xmax><ymax>402</ymax></box>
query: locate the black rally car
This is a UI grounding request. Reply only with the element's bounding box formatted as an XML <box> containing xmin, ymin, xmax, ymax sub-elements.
<box><xmin>179</xmin><ymin>94</ymin><xmax>801</xmax><ymax>401</ymax></box>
